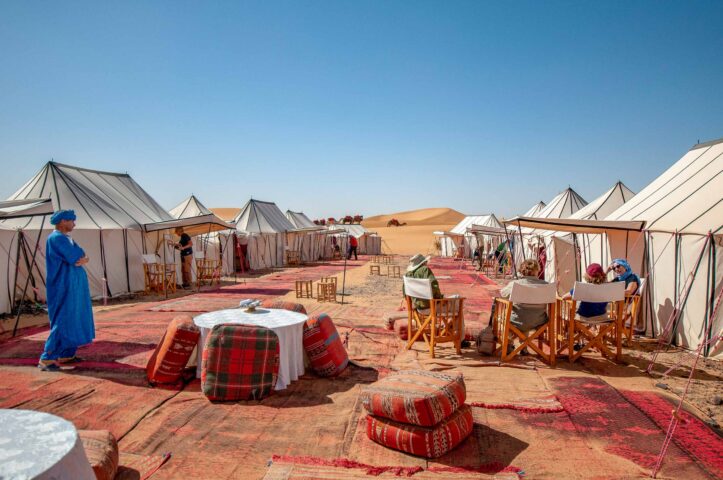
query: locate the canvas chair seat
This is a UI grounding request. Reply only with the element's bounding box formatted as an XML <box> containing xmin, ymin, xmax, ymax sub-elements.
<box><xmin>492</xmin><ymin>282</ymin><xmax>557</xmax><ymax>366</ymax></box>
<box><xmin>403</xmin><ymin>277</ymin><xmax>464</xmax><ymax>358</ymax></box>
<box><xmin>557</xmin><ymin>281</ymin><xmax>625</xmax><ymax>363</ymax></box>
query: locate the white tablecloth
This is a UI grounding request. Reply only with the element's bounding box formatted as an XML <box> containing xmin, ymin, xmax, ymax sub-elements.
<box><xmin>194</xmin><ymin>308</ymin><xmax>308</xmax><ymax>390</ymax></box>
<box><xmin>0</xmin><ymin>409</ymin><xmax>95</xmax><ymax>480</ymax></box>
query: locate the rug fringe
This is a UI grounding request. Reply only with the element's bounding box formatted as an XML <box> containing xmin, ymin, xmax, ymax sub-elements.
<box><xmin>469</xmin><ymin>401</ymin><xmax>564</xmax><ymax>413</ymax></box>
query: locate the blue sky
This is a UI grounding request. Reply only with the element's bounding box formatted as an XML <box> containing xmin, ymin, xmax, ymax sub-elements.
<box><xmin>1</xmin><ymin>1</ymin><xmax>721</xmax><ymax>220</ymax></box>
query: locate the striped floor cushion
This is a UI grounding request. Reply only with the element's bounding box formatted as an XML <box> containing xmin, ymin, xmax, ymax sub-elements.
<box><xmin>146</xmin><ymin>315</ymin><xmax>200</xmax><ymax>385</ymax></box>
<box><xmin>302</xmin><ymin>313</ymin><xmax>349</xmax><ymax>377</ymax></box>
<box><xmin>366</xmin><ymin>404</ymin><xmax>474</xmax><ymax>458</ymax></box>
<box><xmin>259</xmin><ymin>299</ymin><xmax>307</xmax><ymax>314</ymax></box>
<box><xmin>78</xmin><ymin>430</ymin><xmax>119</xmax><ymax>480</ymax></box>
<box><xmin>360</xmin><ymin>370</ymin><xmax>466</xmax><ymax>427</ymax></box>
<box><xmin>202</xmin><ymin>324</ymin><xmax>280</xmax><ymax>401</ymax></box>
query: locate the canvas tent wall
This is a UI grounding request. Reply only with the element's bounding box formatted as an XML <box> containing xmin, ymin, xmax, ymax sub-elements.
<box><xmin>439</xmin><ymin>214</ymin><xmax>502</xmax><ymax>258</ymax></box>
<box><xmin>285</xmin><ymin>211</ymin><xmax>315</xmax><ymax>229</ymax></box>
<box><xmin>233</xmin><ymin>199</ymin><xmax>294</xmax><ymax>270</ymax></box>
<box><xmin>169</xmin><ymin>195</ymin><xmax>235</xmax><ymax>277</ymax></box>
<box><xmin>605</xmin><ymin>138</ymin><xmax>723</xmax><ymax>357</ymax></box>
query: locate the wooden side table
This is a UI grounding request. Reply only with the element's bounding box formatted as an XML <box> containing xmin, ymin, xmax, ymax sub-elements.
<box><xmin>295</xmin><ymin>279</ymin><xmax>313</xmax><ymax>298</ymax></box>
<box><xmin>286</xmin><ymin>250</ymin><xmax>301</xmax><ymax>266</ymax></box>
<box><xmin>320</xmin><ymin>276</ymin><xmax>337</xmax><ymax>289</ymax></box>
<box><xmin>369</xmin><ymin>264</ymin><xmax>381</xmax><ymax>275</ymax></box>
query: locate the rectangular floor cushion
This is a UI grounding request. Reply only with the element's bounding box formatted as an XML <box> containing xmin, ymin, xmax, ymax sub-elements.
<box><xmin>360</xmin><ymin>370</ymin><xmax>466</xmax><ymax>427</ymax></box>
<box><xmin>146</xmin><ymin>315</ymin><xmax>200</xmax><ymax>385</ymax></box>
<box><xmin>202</xmin><ymin>324</ymin><xmax>280</xmax><ymax>401</ymax></box>
<box><xmin>302</xmin><ymin>313</ymin><xmax>349</xmax><ymax>377</ymax></box>
<box><xmin>260</xmin><ymin>299</ymin><xmax>307</xmax><ymax>314</ymax></box>
<box><xmin>78</xmin><ymin>430</ymin><xmax>119</xmax><ymax>480</ymax></box>
<box><xmin>366</xmin><ymin>404</ymin><xmax>474</xmax><ymax>458</ymax></box>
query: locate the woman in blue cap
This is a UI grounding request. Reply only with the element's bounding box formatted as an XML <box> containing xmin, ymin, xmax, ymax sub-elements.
<box><xmin>38</xmin><ymin>210</ymin><xmax>95</xmax><ymax>371</ymax></box>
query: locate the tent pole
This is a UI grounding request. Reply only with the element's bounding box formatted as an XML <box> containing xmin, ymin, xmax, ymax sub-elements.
<box><xmin>13</xmin><ymin>216</ymin><xmax>47</xmax><ymax>337</ymax></box>
<box><xmin>163</xmin><ymin>232</ymin><xmax>168</xmax><ymax>300</ymax></box>
<box><xmin>340</xmin><ymin>233</ymin><xmax>348</xmax><ymax>306</ymax></box>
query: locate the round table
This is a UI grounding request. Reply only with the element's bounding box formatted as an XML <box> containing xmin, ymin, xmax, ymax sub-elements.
<box><xmin>194</xmin><ymin>308</ymin><xmax>308</xmax><ymax>390</ymax></box>
<box><xmin>0</xmin><ymin>409</ymin><xmax>95</xmax><ymax>480</ymax></box>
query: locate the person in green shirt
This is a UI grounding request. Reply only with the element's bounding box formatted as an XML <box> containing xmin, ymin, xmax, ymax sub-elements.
<box><xmin>404</xmin><ymin>254</ymin><xmax>442</xmax><ymax>310</ymax></box>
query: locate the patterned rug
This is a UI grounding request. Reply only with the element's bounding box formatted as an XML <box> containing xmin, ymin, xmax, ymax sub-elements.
<box><xmin>619</xmin><ymin>389</ymin><xmax>723</xmax><ymax>478</ymax></box>
<box><xmin>548</xmin><ymin>376</ymin><xmax>717</xmax><ymax>479</ymax></box>
<box><xmin>145</xmin><ymin>296</ymin><xmax>244</xmax><ymax>312</ymax></box>
<box><xmin>263</xmin><ymin>455</ymin><xmax>521</xmax><ymax>479</ymax></box>
<box><xmin>116</xmin><ymin>451</ymin><xmax>172</xmax><ymax>480</ymax></box>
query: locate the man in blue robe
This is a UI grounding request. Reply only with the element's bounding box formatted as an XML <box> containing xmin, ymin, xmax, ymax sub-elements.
<box><xmin>38</xmin><ymin>210</ymin><xmax>95</xmax><ymax>371</ymax></box>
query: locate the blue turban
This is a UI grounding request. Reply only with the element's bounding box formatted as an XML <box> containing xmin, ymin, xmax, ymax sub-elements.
<box><xmin>50</xmin><ymin>209</ymin><xmax>76</xmax><ymax>225</ymax></box>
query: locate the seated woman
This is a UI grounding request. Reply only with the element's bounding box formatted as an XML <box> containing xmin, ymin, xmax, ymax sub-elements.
<box><xmin>562</xmin><ymin>263</ymin><xmax>608</xmax><ymax>321</ymax></box>
<box><xmin>607</xmin><ymin>259</ymin><xmax>640</xmax><ymax>295</ymax></box>
<box><xmin>500</xmin><ymin>259</ymin><xmax>550</xmax><ymax>335</ymax></box>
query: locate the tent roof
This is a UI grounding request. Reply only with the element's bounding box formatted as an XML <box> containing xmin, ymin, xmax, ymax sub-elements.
<box><xmin>523</xmin><ymin>201</ymin><xmax>546</xmax><ymax>217</ymax></box>
<box><xmin>606</xmin><ymin>138</ymin><xmax>723</xmax><ymax>235</ymax></box>
<box><xmin>504</xmin><ymin>216</ymin><xmax>645</xmax><ymax>234</ymax></box>
<box><xmin>569</xmin><ymin>181</ymin><xmax>635</xmax><ymax>221</ymax></box>
<box><xmin>144</xmin><ymin>214</ymin><xmax>235</xmax><ymax>236</ymax></box>
<box><xmin>2</xmin><ymin>162</ymin><xmax>172</xmax><ymax>230</ymax></box>
<box><xmin>536</xmin><ymin>188</ymin><xmax>588</xmax><ymax>219</ymax></box>
<box><xmin>234</xmin><ymin>199</ymin><xmax>295</xmax><ymax>234</ymax></box>
<box><xmin>328</xmin><ymin>224</ymin><xmax>374</xmax><ymax>238</ymax></box>
<box><xmin>450</xmin><ymin>214</ymin><xmax>501</xmax><ymax>235</ymax></box>
<box><xmin>285</xmin><ymin>210</ymin><xmax>316</xmax><ymax>229</ymax></box>
<box><xmin>0</xmin><ymin>198</ymin><xmax>54</xmax><ymax>220</ymax></box>
<box><xmin>468</xmin><ymin>224</ymin><xmax>508</xmax><ymax>236</ymax></box>
<box><xmin>170</xmin><ymin>195</ymin><xmax>213</xmax><ymax>219</ymax></box>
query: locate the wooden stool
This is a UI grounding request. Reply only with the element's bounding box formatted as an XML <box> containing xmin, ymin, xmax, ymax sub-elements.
<box><xmin>382</xmin><ymin>255</ymin><xmax>393</xmax><ymax>264</ymax></box>
<box><xmin>387</xmin><ymin>265</ymin><xmax>401</xmax><ymax>278</ymax></box>
<box><xmin>317</xmin><ymin>282</ymin><xmax>337</xmax><ymax>303</ymax></box>
<box><xmin>320</xmin><ymin>276</ymin><xmax>337</xmax><ymax>289</ymax></box>
<box><xmin>295</xmin><ymin>280</ymin><xmax>313</xmax><ymax>298</ymax></box>
<box><xmin>369</xmin><ymin>264</ymin><xmax>381</xmax><ymax>275</ymax></box>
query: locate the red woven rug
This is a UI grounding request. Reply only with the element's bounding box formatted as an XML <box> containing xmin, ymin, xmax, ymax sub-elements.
<box><xmin>619</xmin><ymin>389</ymin><xmax>723</xmax><ymax>478</ymax></box>
<box><xmin>116</xmin><ymin>451</ymin><xmax>172</xmax><ymax>480</ymax></box>
<box><xmin>548</xmin><ymin>376</ymin><xmax>716</xmax><ymax>479</ymax></box>
<box><xmin>146</xmin><ymin>296</ymin><xmax>241</xmax><ymax>312</ymax></box>
<box><xmin>263</xmin><ymin>455</ymin><xmax>521</xmax><ymax>479</ymax></box>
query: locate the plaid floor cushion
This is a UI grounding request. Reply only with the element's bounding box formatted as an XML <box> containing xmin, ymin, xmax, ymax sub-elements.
<box><xmin>302</xmin><ymin>313</ymin><xmax>349</xmax><ymax>377</ymax></box>
<box><xmin>360</xmin><ymin>370</ymin><xmax>466</xmax><ymax>426</ymax></box>
<box><xmin>202</xmin><ymin>324</ymin><xmax>280</xmax><ymax>401</ymax></box>
<box><xmin>366</xmin><ymin>404</ymin><xmax>473</xmax><ymax>458</ymax></box>
<box><xmin>259</xmin><ymin>299</ymin><xmax>307</xmax><ymax>314</ymax></box>
<box><xmin>146</xmin><ymin>315</ymin><xmax>200</xmax><ymax>385</ymax></box>
<box><xmin>78</xmin><ymin>430</ymin><xmax>119</xmax><ymax>480</ymax></box>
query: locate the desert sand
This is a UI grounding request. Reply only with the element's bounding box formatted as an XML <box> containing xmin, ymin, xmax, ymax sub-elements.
<box><xmin>210</xmin><ymin>207</ymin><xmax>242</xmax><ymax>221</ymax></box>
<box><xmin>363</xmin><ymin>207</ymin><xmax>464</xmax><ymax>255</ymax></box>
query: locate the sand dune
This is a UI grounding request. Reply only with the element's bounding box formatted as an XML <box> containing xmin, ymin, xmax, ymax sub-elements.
<box><xmin>372</xmin><ymin>224</ymin><xmax>456</xmax><ymax>256</ymax></box>
<box><xmin>210</xmin><ymin>207</ymin><xmax>241</xmax><ymax>221</ymax></box>
<box><xmin>363</xmin><ymin>207</ymin><xmax>465</xmax><ymax>228</ymax></box>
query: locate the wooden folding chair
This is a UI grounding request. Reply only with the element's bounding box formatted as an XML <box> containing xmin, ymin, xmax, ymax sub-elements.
<box><xmin>557</xmin><ymin>282</ymin><xmax>625</xmax><ymax>363</ymax></box>
<box><xmin>621</xmin><ymin>278</ymin><xmax>645</xmax><ymax>345</ymax></box>
<box><xmin>402</xmin><ymin>277</ymin><xmax>464</xmax><ymax>358</ymax></box>
<box><xmin>142</xmin><ymin>254</ymin><xmax>163</xmax><ymax>294</ymax></box>
<box><xmin>492</xmin><ymin>283</ymin><xmax>556</xmax><ymax>366</ymax></box>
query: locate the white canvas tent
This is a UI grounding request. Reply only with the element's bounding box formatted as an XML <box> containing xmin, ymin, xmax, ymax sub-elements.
<box><xmin>523</xmin><ymin>201</ymin><xmax>546</xmax><ymax>217</ymax></box>
<box><xmin>526</xmin><ymin>182</ymin><xmax>636</xmax><ymax>293</ymax></box>
<box><xmin>285</xmin><ymin>211</ymin><xmax>316</xmax><ymax>229</ymax></box>
<box><xmin>328</xmin><ymin>224</ymin><xmax>382</xmax><ymax>255</ymax></box>
<box><xmin>169</xmin><ymin>195</ymin><xmax>213</xmax><ymax>218</ymax></box>
<box><xmin>605</xmin><ymin>138</ymin><xmax>723</xmax><ymax>357</ymax></box>
<box><xmin>0</xmin><ymin>162</ymin><xmax>194</xmax><ymax>311</ymax></box>
<box><xmin>535</xmin><ymin>188</ymin><xmax>588</xmax><ymax>219</ymax></box>
<box><xmin>233</xmin><ymin>199</ymin><xmax>294</xmax><ymax>270</ymax></box>
<box><xmin>438</xmin><ymin>214</ymin><xmax>502</xmax><ymax>258</ymax></box>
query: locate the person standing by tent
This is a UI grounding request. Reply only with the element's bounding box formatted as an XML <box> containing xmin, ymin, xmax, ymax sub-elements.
<box><xmin>38</xmin><ymin>210</ymin><xmax>95</xmax><ymax>371</ymax></box>
<box><xmin>347</xmin><ymin>235</ymin><xmax>358</xmax><ymax>260</ymax></box>
<box><xmin>172</xmin><ymin>227</ymin><xmax>193</xmax><ymax>288</ymax></box>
